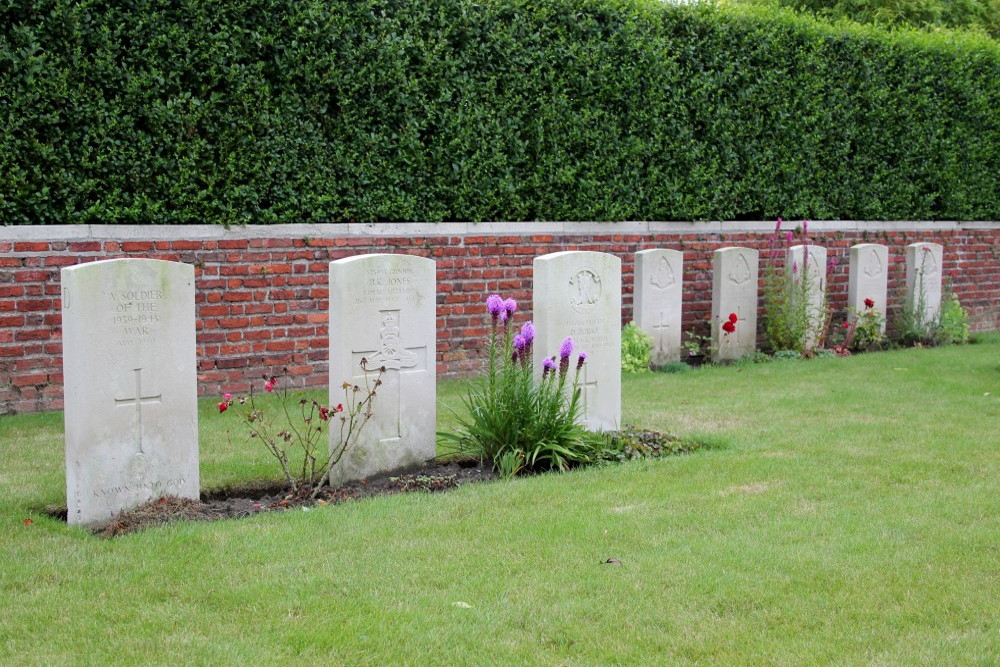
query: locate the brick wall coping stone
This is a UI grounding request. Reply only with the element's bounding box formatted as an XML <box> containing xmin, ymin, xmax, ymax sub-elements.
<box><xmin>3</xmin><ymin>220</ymin><xmax>998</xmax><ymax>242</ymax></box>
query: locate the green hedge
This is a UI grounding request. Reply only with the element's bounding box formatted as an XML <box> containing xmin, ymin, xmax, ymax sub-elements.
<box><xmin>1</xmin><ymin>0</ymin><xmax>998</xmax><ymax>225</ymax></box>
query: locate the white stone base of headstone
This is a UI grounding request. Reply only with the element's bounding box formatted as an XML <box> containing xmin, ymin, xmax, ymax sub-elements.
<box><xmin>787</xmin><ymin>244</ymin><xmax>827</xmax><ymax>351</ymax></box>
<box><xmin>848</xmin><ymin>244</ymin><xmax>889</xmax><ymax>332</ymax></box>
<box><xmin>62</xmin><ymin>259</ymin><xmax>199</xmax><ymax>526</ymax></box>
<box><xmin>905</xmin><ymin>243</ymin><xmax>944</xmax><ymax>327</ymax></box>
<box><xmin>711</xmin><ymin>248</ymin><xmax>759</xmax><ymax>362</ymax></box>
<box><xmin>534</xmin><ymin>251</ymin><xmax>621</xmax><ymax>431</ymax></box>
<box><xmin>329</xmin><ymin>254</ymin><xmax>436</xmax><ymax>485</ymax></box>
<box><xmin>634</xmin><ymin>249</ymin><xmax>683</xmax><ymax>367</ymax></box>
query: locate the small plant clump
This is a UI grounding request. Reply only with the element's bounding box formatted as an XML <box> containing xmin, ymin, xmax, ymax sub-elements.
<box><xmin>440</xmin><ymin>293</ymin><xmax>601</xmax><ymax>478</ymax></box>
<box><xmin>219</xmin><ymin>365</ymin><xmax>384</xmax><ymax>498</ymax></box>
<box><xmin>598</xmin><ymin>426</ymin><xmax>705</xmax><ymax>462</ymax></box>
<box><xmin>621</xmin><ymin>321</ymin><xmax>653</xmax><ymax>372</ymax></box>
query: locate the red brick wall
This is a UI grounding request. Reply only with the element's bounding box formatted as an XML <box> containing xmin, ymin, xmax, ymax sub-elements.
<box><xmin>1</xmin><ymin>223</ymin><xmax>997</xmax><ymax>414</ymax></box>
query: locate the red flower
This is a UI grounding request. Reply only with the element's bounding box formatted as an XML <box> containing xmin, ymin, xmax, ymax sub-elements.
<box><xmin>864</xmin><ymin>298</ymin><xmax>875</xmax><ymax>309</ymax></box>
<box><xmin>728</xmin><ymin>312</ymin><xmax>738</xmax><ymax>324</ymax></box>
<box><xmin>217</xmin><ymin>401</ymin><xmax>228</xmax><ymax>413</ymax></box>
<box><xmin>843</xmin><ymin>321</ymin><xmax>851</xmax><ymax>329</ymax></box>
<box><xmin>318</xmin><ymin>407</ymin><xmax>329</xmax><ymax>421</ymax></box>
<box><xmin>722</xmin><ymin>320</ymin><xmax>736</xmax><ymax>334</ymax></box>
<box><xmin>335</xmin><ymin>403</ymin><xmax>344</xmax><ymax>412</ymax></box>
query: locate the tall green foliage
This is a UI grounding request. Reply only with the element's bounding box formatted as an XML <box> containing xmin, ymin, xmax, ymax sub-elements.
<box><xmin>2</xmin><ymin>0</ymin><xmax>998</xmax><ymax>225</ymax></box>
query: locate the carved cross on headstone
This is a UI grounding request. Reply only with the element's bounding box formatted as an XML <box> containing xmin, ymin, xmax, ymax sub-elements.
<box><xmin>114</xmin><ymin>367</ymin><xmax>161</xmax><ymax>455</ymax></box>
<box><xmin>579</xmin><ymin>365</ymin><xmax>599</xmax><ymax>420</ymax></box>
<box><xmin>652</xmin><ymin>311</ymin><xmax>670</xmax><ymax>354</ymax></box>
<box><xmin>352</xmin><ymin>310</ymin><xmax>427</xmax><ymax>445</ymax></box>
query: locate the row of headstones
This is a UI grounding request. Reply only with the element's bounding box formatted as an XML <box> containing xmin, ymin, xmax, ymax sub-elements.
<box><xmin>61</xmin><ymin>250</ymin><xmax>622</xmax><ymax>525</ymax></box>
<box><xmin>61</xmin><ymin>242</ymin><xmax>943</xmax><ymax>525</ymax></box>
<box><xmin>635</xmin><ymin>242</ymin><xmax>944</xmax><ymax>364</ymax></box>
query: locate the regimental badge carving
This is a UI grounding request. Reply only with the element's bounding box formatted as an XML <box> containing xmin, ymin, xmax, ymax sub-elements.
<box><xmin>920</xmin><ymin>248</ymin><xmax>939</xmax><ymax>276</ymax></box>
<box><xmin>650</xmin><ymin>257</ymin><xmax>676</xmax><ymax>290</ymax></box>
<box><xmin>569</xmin><ymin>269</ymin><xmax>602</xmax><ymax>314</ymax></box>
<box><xmin>863</xmin><ymin>248</ymin><xmax>883</xmax><ymax>278</ymax></box>
<box><xmin>366</xmin><ymin>312</ymin><xmax>417</xmax><ymax>370</ymax></box>
<box><xmin>727</xmin><ymin>253</ymin><xmax>752</xmax><ymax>285</ymax></box>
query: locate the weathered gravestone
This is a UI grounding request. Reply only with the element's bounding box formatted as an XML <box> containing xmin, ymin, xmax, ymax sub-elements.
<box><xmin>787</xmin><ymin>244</ymin><xmax>828</xmax><ymax>351</ymax></box>
<box><xmin>329</xmin><ymin>254</ymin><xmax>436</xmax><ymax>484</ymax></box>
<box><xmin>905</xmin><ymin>242</ymin><xmax>944</xmax><ymax>326</ymax></box>
<box><xmin>634</xmin><ymin>249</ymin><xmax>683</xmax><ymax>367</ymax></box>
<box><xmin>61</xmin><ymin>259</ymin><xmax>199</xmax><ymax>525</ymax></box>
<box><xmin>534</xmin><ymin>251</ymin><xmax>621</xmax><ymax>431</ymax></box>
<box><xmin>711</xmin><ymin>247</ymin><xmax>759</xmax><ymax>362</ymax></box>
<box><xmin>848</xmin><ymin>244</ymin><xmax>889</xmax><ymax>331</ymax></box>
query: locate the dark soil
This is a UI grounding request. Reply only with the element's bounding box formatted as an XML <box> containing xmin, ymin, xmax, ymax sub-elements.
<box><xmin>53</xmin><ymin>459</ymin><xmax>497</xmax><ymax>538</ymax></box>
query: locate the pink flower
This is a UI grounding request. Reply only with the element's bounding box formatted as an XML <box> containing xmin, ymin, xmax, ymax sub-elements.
<box><xmin>785</xmin><ymin>231</ymin><xmax>794</xmax><ymax>243</ymax></box>
<box><xmin>264</xmin><ymin>379</ymin><xmax>276</xmax><ymax>392</ymax></box>
<box><xmin>223</xmin><ymin>393</ymin><xmax>232</xmax><ymax>400</ymax></box>
<box><xmin>775</xmin><ymin>217</ymin><xmax>783</xmax><ymax>232</ymax></box>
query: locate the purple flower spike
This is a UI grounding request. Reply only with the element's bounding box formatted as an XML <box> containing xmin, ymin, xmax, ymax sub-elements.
<box><xmin>503</xmin><ymin>298</ymin><xmax>517</xmax><ymax>318</ymax></box>
<box><xmin>513</xmin><ymin>334</ymin><xmax>526</xmax><ymax>351</ymax></box>
<box><xmin>774</xmin><ymin>217</ymin><xmax>783</xmax><ymax>232</ymax></box>
<box><xmin>499</xmin><ymin>309</ymin><xmax>509</xmax><ymax>325</ymax></box>
<box><xmin>827</xmin><ymin>257</ymin><xmax>836</xmax><ymax>272</ymax></box>
<box><xmin>576</xmin><ymin>351</ymin><xmax>587</xmax><ymax>370</ymax></box>
<box><xmin>802</xmin><ymin>220</ymin><xmax>809</xmax><ymax>235</ymax></box>
<box><xmin>559</xmin><ymin>337</ymin><xmax>573</xmax><ymax>359</ymax></box>
<box><xmin>520</xmin><ymin>321</ymin><xmax>535</xmax><ymax>344</ymax></box>
<box><xmin>792</xmin><ymin>261</ymin><xmax>799</xmax><ymax>274</ymax></box>
<box><xmin>542</xmin><ymin>357</ymin><xmax>557</xmax><ymax>377</ymax></box>
<box><xmin>785</xmin><ymin>231</ymin><xmax>794</xmax><ymax>243</ymax></box>
<box><xmin>486</xmin><ymin>294</ymin><xmax>503</xmax><ymax>319</ymax></box>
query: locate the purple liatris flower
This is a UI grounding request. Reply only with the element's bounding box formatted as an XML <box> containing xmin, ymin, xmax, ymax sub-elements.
<box><xmin>802</xmin><ymin>220</ymin><xmax>809</xmax><ymax>235</ymax></box>
<box><xmin>785</xmin><ymin>231</ymin><xmax>794</xmax><ymax>244</ymax></box>
<box><xmin>774</xmin><ymin>217</ymin><xmax>783</xmax><ymax>232</ymax></box>
<box><xmin>576</xmin><ymin>351</ymin><xmax>587</xmax><ymax>370</ymax></box>
<box><xmin>513</xmin><ymin>333</ymin><xmax>526</xmax><ymax>352</ymax></box>
<box><xmin>559</xmin><ymin>337</ymin><xmax>573</xmax><ymax>359</ymax></box>
<box><xmin>542</xmin><ymin>357</ymin><xmax>556</xmax><ymax>378</ymax></box>
<box><xmin>520</xmin><ymin>321</ymin><xmax>535</xmax><ymax>345</ymax></box>
<box><xmin>486</xmin><ymin>294</ymin><xmax>503</xmax><ymax>320</ymax></box>
<box><xmin>503</xmin><ymin>298</ymin><xmax>517</xmax><ymax>319</ymax></box>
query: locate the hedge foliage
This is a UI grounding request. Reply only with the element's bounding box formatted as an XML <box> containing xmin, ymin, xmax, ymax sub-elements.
<box><xmin>1</xmin><ymin>0</ymin><xmax>998</xmax><ymax>225</ymax></box>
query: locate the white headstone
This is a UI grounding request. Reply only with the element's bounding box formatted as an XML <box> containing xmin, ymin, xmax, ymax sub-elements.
<box><xmin>329</xmin><ymin>254</ymin><xmax>436</xmax><ymax>484</ymax></box>
<box><xmin>787</xmin><ymin>244</ymin><xmax>827</xmax><ymax>351</ymax></box>
<box><xmin>905</xmin><ymin>243</ymin><xmax>944</xmax><ymax>326</ymax></box>
<box><xmin>61</xmin><ymin>259</ymin><xmax>199</xmax><ymax>526</ymax></box>
<box><xmin>711</xmin><ymin>247</ymin><xmax>759</xmax><ymax>362</ymax></box>
<box><xmin>634</xmin><ymin>249</ymin><xmax>683</xmax><ymax>367</ymax></box>
<box><xmin>533</xmin><ymin>251</ymin><xmax>621</xmax><ymax>431</ymax></box>
<box><xmin>848</xmin><ymin>244</ymin><xmax>889</xmax><ymax>332</ymax></box>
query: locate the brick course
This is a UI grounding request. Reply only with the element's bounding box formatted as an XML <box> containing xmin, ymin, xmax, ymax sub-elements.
<box><xmin>1</xmin><ymin>222</ymin><xmax>997</xmax><ymax>414</ymax></box>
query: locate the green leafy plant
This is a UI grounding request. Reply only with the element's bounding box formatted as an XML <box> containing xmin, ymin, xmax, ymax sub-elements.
<box><xmin>439</xmin><ymin>294</ymin><xmax>599</xmax><ymax>478</ymax></box>
<box><xmin>219</xmin><ymin>365</ymin><xmax>383</xmax><ymax>498</ymax></box>
<box><xmin>935</xmin><ymin>292</ymin><xmax>970</xmax><ymax>345</ymax></box>
<box><xmin>683</xmin><ymin>328</ymin><xmax>711</xmax><ymax>360</ymax></box>
<box><xmin>596</xmin><ymin>425</ymin><xmax>705</xmax><ymax>462</ymax></box>
<box><xmin>621</xmin><ymin>322</ymin><xmax>653</xmax><ymax>373</ymax></box>
<box><xmin>762</xmin><ymin>219</ymin><xmax>828</xmax><ymax>354</ymax></box>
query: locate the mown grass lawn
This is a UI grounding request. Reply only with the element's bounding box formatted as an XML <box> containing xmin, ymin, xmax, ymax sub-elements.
<box><xmin>1</xmin><ymin>336</ymin><xmax>998</xmax><ymax>665</ymax></box>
